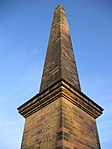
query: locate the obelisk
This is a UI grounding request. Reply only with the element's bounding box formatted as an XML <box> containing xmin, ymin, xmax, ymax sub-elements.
<box><xmin>18</xmin><ymin>5</ymin><xmax>103</xmax><ymax>149</ymax></box>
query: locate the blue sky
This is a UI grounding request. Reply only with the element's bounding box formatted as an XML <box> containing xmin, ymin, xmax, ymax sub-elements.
<box><xmin>0</xmin><ymin>0</ymin><xmax>112</xmax><ymax>149</ymax></box>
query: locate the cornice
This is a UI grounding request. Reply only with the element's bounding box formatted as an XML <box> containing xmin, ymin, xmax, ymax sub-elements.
<box><xmin>18</xmin><ymin>79</ymin><xmax>103</xmax><ymax>119</ymax></box>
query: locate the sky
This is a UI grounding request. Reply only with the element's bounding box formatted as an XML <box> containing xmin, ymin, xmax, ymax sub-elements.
<box><xmin>0</xmin><ymin>0</ymin><xmax>112</xmax><ymax>149</ymax></box>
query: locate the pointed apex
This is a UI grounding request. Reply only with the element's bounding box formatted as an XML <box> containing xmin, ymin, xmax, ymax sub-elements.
<box><xmin>40</xmin><ymin>5</ymin><xmax>81</xmax><ymax>92</ymax></box>
<box><xmin>56</xmin><ymin>4</ymin><xmax>64</xmax><ymax>10</ymax></box>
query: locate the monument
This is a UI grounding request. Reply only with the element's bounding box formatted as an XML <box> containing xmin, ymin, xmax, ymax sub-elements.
<box><xmin>18</xmin><ymin>5</ymin><xmax>103</xmax><ymax>149</ymax></box>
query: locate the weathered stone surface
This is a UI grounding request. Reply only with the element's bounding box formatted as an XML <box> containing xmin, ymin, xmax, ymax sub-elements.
<box><xmin>18</xmin><ymin>79</ymin><xmax>103</xmax><ymax>119</ymax></box>
<box><xmin>40</xmin><ymin>5</ymin><xmax>81</xmax><ymax>92</ymax></box>
<box><xmin>18</xmin><ymin>4</ymin><xmax>103</xmax><ymax>149</ymax></box>
<box><xmin>21</xmin><ymin>98</ymin><xmax>63</xmax><ymax>149</ymax></box>
<box><xmin>18</xmin><ymin>79</ymin><xmax>103</xmax><ymax>149</ymax></box>
<box><xmin>20</xmin><ymin>95</ymin><xmax>101</xmax><ymax>149</ymax></box>
<box><xmin>61</xmin><ymin>98</ymin><xmax>101</xmax><ymax>149</ymax></box>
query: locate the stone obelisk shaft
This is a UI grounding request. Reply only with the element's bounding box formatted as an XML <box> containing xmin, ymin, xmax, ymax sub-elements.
<box><xmin>40</xmin><ymin>5</ymin><xmax>81</xmax><ymax>92</ymax></box>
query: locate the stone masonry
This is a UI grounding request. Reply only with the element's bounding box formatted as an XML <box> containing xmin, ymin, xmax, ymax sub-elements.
<box><xmin>40</xmin><ymin>5</ymin><xmax>81</xmax><ymax>92</ymax></box>
<box><xmin>18</xmin><ymin>5</ymin><xmax>103</xmax><ymax>149</ymax></box>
